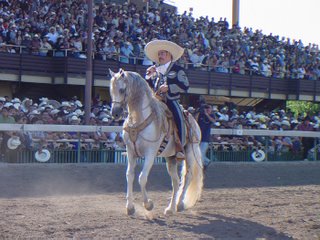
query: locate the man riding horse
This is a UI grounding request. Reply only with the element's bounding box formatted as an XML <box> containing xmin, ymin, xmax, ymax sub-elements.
<box><xmin>144</xmin><ymin>39</ymin><xmax>189</xmax><ymax>160</ymax></box>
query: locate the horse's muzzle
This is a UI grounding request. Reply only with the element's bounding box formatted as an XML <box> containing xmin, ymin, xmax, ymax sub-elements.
<box><xmin>111</xmin><ymin>105</ymin><xmax>123</xmax><ymax>121</ymax></box>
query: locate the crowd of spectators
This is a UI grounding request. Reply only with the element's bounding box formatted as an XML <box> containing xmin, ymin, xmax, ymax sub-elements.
<box><xmin>0</xmin><ymin>0</ymin><xmax>319</xmax><ymax>80</ymax></box>
<box><xmin>188</xmin><ymin>104</ymin><xmax>319</xmax><ymax>160</ymax></box>
<box><xmin>0</xmin><ymin>95</ymin><xmax>319</xmax><ymax>160</ymax></box>
<box><xmin>0</xmin><ymin>95</ymin><xmax>125</xmax><ymax>154</ymax></box>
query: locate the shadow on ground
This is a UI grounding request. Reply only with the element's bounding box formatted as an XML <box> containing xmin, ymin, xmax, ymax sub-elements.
<box><xmin>156</xmin><ymin>212</ymin><xmax>294</xmax><ymax>239</ymax></box>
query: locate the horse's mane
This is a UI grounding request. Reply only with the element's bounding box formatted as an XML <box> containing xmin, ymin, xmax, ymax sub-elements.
<box><xmin>124</xmin><ymin>71</ymin><xmax>166</xmax><ymax>124</ymax></box>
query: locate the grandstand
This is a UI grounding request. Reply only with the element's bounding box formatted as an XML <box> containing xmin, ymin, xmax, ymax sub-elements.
<box><xmin>0</xmin><ymin>0</ymin><xmax>320</xmax><ymax>110</ymax></box>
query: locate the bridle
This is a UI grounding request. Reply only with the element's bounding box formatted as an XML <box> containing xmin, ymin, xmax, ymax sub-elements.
<box><xmin>112</xmin><ymin>100</ymin><xmax>126</xmax><ymax>108</ymax></box>
<box><xmin>112</xmin><ymin>95</ymin><xmax>151</xmax><ymax>112</ymax></box>
<box><xmin>111</xmin><ymin>69</ymin><xmax>128</xmax><ymax>108</ymax></box>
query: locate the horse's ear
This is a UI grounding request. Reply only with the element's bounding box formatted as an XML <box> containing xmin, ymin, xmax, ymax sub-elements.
<box><xmin>109</xmin><ymin>69</ymin><xmax>115</xmax><ymax>77</ymax></box>
<box><xmin>119</xmin><ymin>68</ymin><xmax>125</xmax><ymax>76</ymax></box>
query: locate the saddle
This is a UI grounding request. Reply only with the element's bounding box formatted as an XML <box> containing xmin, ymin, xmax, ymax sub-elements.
<box><xmin>183</xmin><ymin>110</ymin><xmax>201</xmax><ymax>144</ymax></box>
<box><xmin>157</xmin><ymin>104</ymin><xmax>200</xmax><ymax>156</ymax></box>
<box><xmin>162</xmin><ymin>103</ymin><xmax>200</xmax><ymax>144</ymax></box>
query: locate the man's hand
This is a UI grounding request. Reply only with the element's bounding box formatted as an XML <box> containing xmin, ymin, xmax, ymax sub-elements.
<box><xmin>204</xmin><ymin>109</ymin><xmax>214</xmax><ymax>122</ymax></box>
<box><xmin>146</xmin><ymin>65</ymin><xmax>156</xmax><ymax>78</ymax></box>
<box><xmin>159</xmin><ymin>84</ymin><xmax>168</xmax><ymax>93</ymax></box>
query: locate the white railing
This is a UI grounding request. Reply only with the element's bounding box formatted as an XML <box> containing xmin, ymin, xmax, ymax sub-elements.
<box><xmin>0</xmin><ymin>123</ymin><xmax>319</xmax><ymax>138</ymax></box>
<box><xmin>0</xmin><ymin>124</ymin><xmax>122</xmax><ymax>133</ymax></box>
<box><xmin>1</xmin><ymin>123</ymin><xmax>319</xmax><ymax>163</ymax></box>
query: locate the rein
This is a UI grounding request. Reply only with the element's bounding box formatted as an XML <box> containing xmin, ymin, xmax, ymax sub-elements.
<box><xmin>112</xmin><ymin>100</ymin><xmax>126</xmax><ymax>108</ymax></box>
<box><xmin>112</xmin><ymin>94</ymin><xmax>150</xmax><ymax>111</ymax></box>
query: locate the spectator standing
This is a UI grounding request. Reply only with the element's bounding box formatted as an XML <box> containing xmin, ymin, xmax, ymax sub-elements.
<box><xmin>177</xmin><ymin>50</ymin><xmax>191</xmax><ymax>69</ymax></box>
<box><xmin>103</xmin><ymin>39</ymin><xmax>118</xmax><ymax>60</ymax></box>
<box><xmin>0</xmin><ymin>106</ymin><xmax>16</xmax><ymax>160</ymax></box>
<box><xmin>297</xmin><ymin>115</ymin><xmax>314</xmax><ymax>160</ymax></box>
<box><xmin>188</xmin><ymin>48</ymin><xmax>206</xmax><ymax>69</ymax></box>
<box><xmin>119</xmin><ymin>41</ymin><xmax>134</xmax><ymax>64</ymax></box>
<box><xmin>260</xmin><ymin>59</ymin><xmax>272</xmax><ymax>77</ymax></box>
<box><xmin>30</xmin><ymin>34</ymin><xmax>41</xmax><ymax>55</ymax></box>
<box><xmin>297</xmin><ymin>64</ymin><xmax>306</xmax><ymax>79</ymax></box>
<box><xmin>196</xmin><ymin>104</ymin><xmax>215</xmax><ymax>170</ymax></box>
<box><xmin>71</xmin><ymin>35</ymin><xmax>83</xmax><ymax>58</ymax></box>
<box><xmin>21</xmin><ymin>33</ymin><xmax>32</xmax><ymax>54</ymax></box>
<box><xmin>46</xmin><ymin>27</ymin><xmax>59</xmax><ymax>46</ymax></box>
<box><xmin>14</xmin><ymin>30</ymin><xmax>23</xmax><ymax>47</ymax></box>
<box><xmin>54</xmin><ymin>36</ymin><xmax>65</xmax><ymax>57</ymax></box>
<box><xmin>249</xmin><ymin>57</ymin><xmax>260</xmax><ymax>75</ymax></box>
<box><xmin>39</xmin><ymin>35</ymin><xmax>52</xmax><ymax>56</ymax></box>
<box><xmin>26</xmin><ymin>117</ymin><xmax>47</xmax><ymax>151</ymax></box>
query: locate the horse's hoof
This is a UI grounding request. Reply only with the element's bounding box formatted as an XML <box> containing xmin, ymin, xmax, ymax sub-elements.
<box><xmin>164</xmin><ymin>208</ymin><xmax>174</xmax><ymax>215</ymax></box>
<box><xmin>177</xmin><ymin>202</ymin><xmax>185</xmax><ymax>212</ymax></box>
<box><xmin>143</xmin><ymin>199</ymin><xmax>154</xmax><ymax>211</ymax></box>
<box><xmin>127</xmin><ymin>207</ymin><xmax>135</xmax><ymax>215</ymax></box>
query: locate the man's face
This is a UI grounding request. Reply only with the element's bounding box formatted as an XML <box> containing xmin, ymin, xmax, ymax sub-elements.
<box><xmin>1</xmin><ymin>108</ymin><xmax>9</xmax><ymax>116</ymax></box>
<box><xmin>205</xmin><ymin>107</ymin><xmax>212</xmax><ymax>114</ymax></box>
<box><xmin>158</xmin><ymin>50</ymin><xmax>172</xmax><ymax>65</ymax></box>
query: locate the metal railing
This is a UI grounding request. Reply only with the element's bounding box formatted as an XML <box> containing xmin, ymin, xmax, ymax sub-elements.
<box><xmin>0</xmin><ymin>52</ymin><xmax>319</xmax><ymax>101</ymax></box>
<box><xmin>0</xmin><ymin>124</ymin><xmax>319</xmax><ymax>163</ymax></box>
<box><xmin>10</xmin><ymin>149</ymin><xmax>166</xmax><ymax>164</ymax></box>
<box><xmin>1</xmin><ymin>43</ymin><xmax>318</xmax><ymax>81</ymax></box>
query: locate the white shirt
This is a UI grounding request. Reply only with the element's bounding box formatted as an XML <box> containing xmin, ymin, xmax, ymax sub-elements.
<box><xmin>156</xmin><ymin>61</ymin><xmax>172</xmax><ymax>75</ymax></box>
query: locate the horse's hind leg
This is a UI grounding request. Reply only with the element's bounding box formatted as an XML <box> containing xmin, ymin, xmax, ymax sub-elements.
<box><xmin>176</xmin><ymin>143</ymin><xmax>203</xmax><ymax>212</ymax></box>
<box><xmin>164</xmin><ymin>156</ymin><xmax>179</xmax><ymax>215</ymax></box>
<box><xmin>176</xmin><ymin>158</ymin><xmax>190</xmax><ymax>212</ymax></box>
<box><xmin>126</xmin><ymin>151</ymin><xmax>137</xmax><ymax>215</ymax></box>
<box><xmin>139</xmin><ymin>154</ymin><xmax>155</xmax><ymax>211</ymax></box>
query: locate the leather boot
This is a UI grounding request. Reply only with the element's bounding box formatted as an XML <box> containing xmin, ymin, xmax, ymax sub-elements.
<box><xmin>173</xmin><ymin>124</ymin><xmax>185</xmax><ymax>160</ymax></box>
<box><xmin>175</xmin><ymin>140</ymin><xmax>185</xmax><ymax>160</ymax></box>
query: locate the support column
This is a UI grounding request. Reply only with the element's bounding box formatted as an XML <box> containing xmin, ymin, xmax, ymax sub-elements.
<box><xmin>232</xmin><ymin>0</ymin><xmax>240</xmax><ymax>27</ymax></box>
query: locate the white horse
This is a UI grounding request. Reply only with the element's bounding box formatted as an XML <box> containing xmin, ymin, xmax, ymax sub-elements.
<box><xmin>109</xmin><ymin>69</ymin><xmax>203</xmax><ymax>215</ymax></box>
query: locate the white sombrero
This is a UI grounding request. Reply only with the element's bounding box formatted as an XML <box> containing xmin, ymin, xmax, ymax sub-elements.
<box><xmin>35</xmin><ymin>149</ymin><xmax>51</xmax><ymax>162</ymax></box>
<box><xmin>7</xmin><ymin>136</ymin><xmax>21</xmax><ymax>150</ymax></box>
<box><xmin>144</xmin><ymin>39</ymin><xmax>184</xmax><ymax>64</ymax></box>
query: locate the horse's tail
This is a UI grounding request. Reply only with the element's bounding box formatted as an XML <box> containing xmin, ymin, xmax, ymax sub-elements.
<box><xmin>178</xmin><ymin>143</ymin><xmax>203</xmax><ymax>209</ymax></box>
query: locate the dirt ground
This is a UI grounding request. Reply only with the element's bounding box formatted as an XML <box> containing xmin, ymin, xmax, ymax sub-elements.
<box><xmin>0</xmin><ymin>162</ymin><xmax>319</xmax><ymax>240</ymax></box>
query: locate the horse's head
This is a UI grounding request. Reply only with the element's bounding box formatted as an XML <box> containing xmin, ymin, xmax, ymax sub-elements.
<box><xmin>109</xmin><ymin>68</ymin><xmax>128</xmax><ymax>121</ymax></box>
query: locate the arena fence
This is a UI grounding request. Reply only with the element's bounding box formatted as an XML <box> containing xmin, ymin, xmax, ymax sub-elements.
<box><xmin>0</xmin><ymin>124</ymin><xmax>319</xmax><ymax>164</ymax></box>
<box><xmin>10</xmin><ymin>149</ymin><xmax>165</xmax><ymax>164</ymax></box>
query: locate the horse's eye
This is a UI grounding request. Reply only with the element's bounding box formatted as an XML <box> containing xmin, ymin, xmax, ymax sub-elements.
<box><xmin>119</xmin><ymin>88</ymin><xmax>125</xmax><ymax>94</ymax></box>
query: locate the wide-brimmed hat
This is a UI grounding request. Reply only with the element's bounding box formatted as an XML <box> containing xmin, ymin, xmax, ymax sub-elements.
<box><xmin>187</xmin><ymin>106</ymin><xmax>195</xmax><ymax>113</ymax></box>
<box><xmin>7</xmin><ymin>136</ymin><xmax>21</xmax><ymax>150</ymax></box>
<box><xmin>281</xmin><ymin>120</ymin><xmax>291</xmax><ymax>127</ymax></box>
<box><xmin>251</xmin><ymin>149</ymin><xmax>266</xmax><ymax>162</ymax></box>
<box><xmin>69</xmin><ymin>115</ymin><xmax>80</xmax><ymax>123</ymax></box>
<box><xmin>35</xmin><ymin>149</ymin><xmax>51</xmax><ymax>162</ymax></box>
<box><xmin>144</xmin><ymin>40</ymin><xmax>184</xmax><ymax>64</ymax></box>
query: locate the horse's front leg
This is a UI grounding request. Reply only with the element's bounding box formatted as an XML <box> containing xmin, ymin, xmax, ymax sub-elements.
<box><xmin>139</xmin><ymin>153</ymin><xmax>155</xmax><ymax>211</ymax></box>
<box><xmin>126</xmin><ymin>150</ymin><xmax>137</xmax><ymax>215</ymax></box>
<box><xmin>164</xmin><ymin>156</ymin><xmax>179</xmax><ymax>215</ymax></box>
